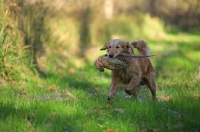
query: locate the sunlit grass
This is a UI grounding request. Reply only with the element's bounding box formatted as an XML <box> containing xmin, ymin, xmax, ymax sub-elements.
<box><xmin>1</xmin><ymin>31</ymin><xmax>200</xmax><ymax>132</ymax></box>
<box><xmin>0</xmin><ymin>1</ymin><xmax>200</xmax><ymax>131</ymax></box>
<box><xmin>1</xmin><ymin>36</ymin><xmax>200</xmax><ymax>131</ymax></box>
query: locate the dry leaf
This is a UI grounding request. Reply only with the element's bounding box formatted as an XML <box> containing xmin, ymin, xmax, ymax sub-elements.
<box><xmin>4</xmin><ymin>62</ymin><xmax>11</xmax><ymax>68</ymax></box>
<box><xmin>159</xmin><ymin>95</ymin><xmax>171</xmax><ymax>101</ymax></box>
<box><xmin>22</xmin><ymin>45</ymin><xmax>32</xmax><ymax>49</ymax></box>
<box><xmin>106</xmin><ymin>129</ymin><xmax>118</xmax><ymax>132</ymax></box>
<box><xmin>94</xmin><ymin>85</ymin><xmax>100</xmax><ymax>93</ymax></box>
<box><xmin>46</xmin><ymin>85</ymin><xmax>59</xmax><ymax>92</ymax></box>
<box><xmin>106</xmin><ymin>104</ymin><xmax>114</xmax><ymax>109</ymax></box>
<box><xmin>69</xmin><ymin>67</ymin><xmax>75</xmax><ymax>74</ymax></box>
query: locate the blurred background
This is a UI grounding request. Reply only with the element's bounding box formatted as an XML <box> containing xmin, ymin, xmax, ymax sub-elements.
<box><xmin>0</xmin><ymin>0</ymin><xmax>200</xmax><ymax>80</ymax></box>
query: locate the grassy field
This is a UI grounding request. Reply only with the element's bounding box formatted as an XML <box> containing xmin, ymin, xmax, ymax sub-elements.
<box><xmin>0</xmin><ymin>32</ymin><xmax>200</xmax><ymax>132</ymax></box>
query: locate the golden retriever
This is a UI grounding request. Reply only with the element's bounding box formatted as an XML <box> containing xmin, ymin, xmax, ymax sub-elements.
<box><xmin>94</xmin><ymin>39</ymin><xmax>157</xmax><ymax>101</ymax></box>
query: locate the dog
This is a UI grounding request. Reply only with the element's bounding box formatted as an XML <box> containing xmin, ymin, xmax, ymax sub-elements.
<box><xmin>95</xmin><ymin>39</ymin><xmax>157</xmax><ymax>101</ymax></box>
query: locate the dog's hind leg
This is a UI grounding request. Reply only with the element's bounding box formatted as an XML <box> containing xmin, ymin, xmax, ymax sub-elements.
<box><xmin>143</xmin><ymin>72</ymin><xmax>158</xmax><ymax>101</ymax></box>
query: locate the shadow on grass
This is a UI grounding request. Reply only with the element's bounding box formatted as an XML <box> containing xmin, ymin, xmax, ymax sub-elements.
<box><xmin>0</xmin><ymin>101</ymin><xmax>82</xmax><ymax>131</ymax></box>
<box><xmin>0</xmin><ymin>90</ymin><xmax>199</xmax><ymax>131</ymax></box>
<box><xmin>42</xmin><ymin>60</ymin><xmax>112</xmax><ymax>101</ymax></box>
<box><xmin>2</xmin><ymin>38</ymin><xmax>195</xmax><ymax>131</ymax></box>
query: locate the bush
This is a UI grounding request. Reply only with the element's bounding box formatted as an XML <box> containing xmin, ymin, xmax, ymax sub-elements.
<box><xmin>0</xmin><ymin>3</ymin><xmax>21</xmax><ymax>80</ymax></box>
<box><xmin>0</xmin><ymin>1</ymin><xmax>29</xmax><ymax>81</ymax></box>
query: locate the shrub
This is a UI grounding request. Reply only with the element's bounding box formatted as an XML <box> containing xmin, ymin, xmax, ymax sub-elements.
<box><xmin>0</xmin><ymin>1</ymin><xmax>29</xmax><ymax>81</ymax></box>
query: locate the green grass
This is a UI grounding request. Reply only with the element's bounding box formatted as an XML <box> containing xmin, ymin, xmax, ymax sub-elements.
<box><xmin>1</xmin><ymin>1</ymin><xmax>199</xmax><ymax>131</ymax></box>
<box><xmin>0</xmin><ymin>32</ymin><xmax>200</xmax><ymax>132</ymax></box>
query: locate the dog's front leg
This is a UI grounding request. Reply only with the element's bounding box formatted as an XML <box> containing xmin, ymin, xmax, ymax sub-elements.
<box><xmin>108</xmin><ymin>71</ymin><xmax>120</xmax><ymax>101</ymax></box>
<box><xmin>125</xmin><ymin>71</ymin><xmax>142</xmax><ymax>100</ymax></box>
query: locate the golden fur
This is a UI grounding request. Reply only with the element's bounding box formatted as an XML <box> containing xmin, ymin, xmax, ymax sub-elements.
<box><xmin>95</xmin><ymin>39</ymin><xmax>157</xmax><ymax>101</ymax></box>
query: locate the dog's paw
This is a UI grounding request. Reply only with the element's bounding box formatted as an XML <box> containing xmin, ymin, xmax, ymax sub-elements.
<box><xmin>107</xmin><ymin>96</ymin><xmax>113</xmax><ymax>101</ymax></box>
<box><xmin>153</xmin><ymin>96</ymin><xmax>159</xmax><ymax>102</ymax></box>
<box><xmin>125</xmin><ymin>89</ymin><xmax>133</xmax><ymax>95</ymax></box>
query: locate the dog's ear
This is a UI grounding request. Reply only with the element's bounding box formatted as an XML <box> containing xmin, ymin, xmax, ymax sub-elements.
<box><xmin>126</xmin><ymin>42</ymin><xmax>134</xmax><ymax>54</ymax></box>
<box><xmin>100</xmin><ymin>42</ymin><xmax>108</xmax><ymax>50</ymax></box>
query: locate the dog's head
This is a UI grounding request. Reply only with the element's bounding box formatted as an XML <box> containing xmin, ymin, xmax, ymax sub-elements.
<box><xmin>100</xmin><ymin>39</ymin><xmax>133</xmax><ymax>58</ymax></box>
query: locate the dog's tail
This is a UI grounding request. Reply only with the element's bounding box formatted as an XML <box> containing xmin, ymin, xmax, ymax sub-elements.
<box><xmin>131</xmin><ymin>40</ymin><xmax>151</xmax><ymax>56</ymax></box>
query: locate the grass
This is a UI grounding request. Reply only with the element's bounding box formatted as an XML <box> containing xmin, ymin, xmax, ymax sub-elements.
<box><xmin>0</xmin><ymin>31</ymin><xmax>200</xmax><ymax>132</ymax></box>
<box><xmin>0</xmin><ymin>1</ymin><xmax>200</xmax><ymax>131</ymax></box>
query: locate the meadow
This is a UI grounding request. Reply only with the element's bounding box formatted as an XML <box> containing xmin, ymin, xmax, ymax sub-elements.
<box><xmin>0</xmin><ymin>1</ymin><xmax>200</xmax><ymax>132</ymax></box>
<box><xmin>0</xmin><ymin>32</ymin><xmax>200</xmax><ymax>132</ymax></box>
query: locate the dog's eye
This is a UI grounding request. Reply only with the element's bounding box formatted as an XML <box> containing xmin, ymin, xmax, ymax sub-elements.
<box><xmin>108</xmin><ymin>46</ymin><xmax>111</xmax><ymax>48</ymax></box>
<box><xmin>116</xmin><ymin>46</ymin><xmax>120</xmax><ymax>48</ymax></box>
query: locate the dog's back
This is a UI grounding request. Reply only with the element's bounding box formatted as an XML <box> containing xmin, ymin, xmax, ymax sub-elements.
<box><xmin>131</xmin><ymin>40</ymin><xmax>155</xmax><ymax>74</ymax></box>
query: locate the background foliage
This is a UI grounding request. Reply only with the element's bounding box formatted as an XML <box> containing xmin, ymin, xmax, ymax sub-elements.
<box><xmin>1</xmin><ymin>0</ymin><xmax>200</xmax><ymax>80</ymax></box>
